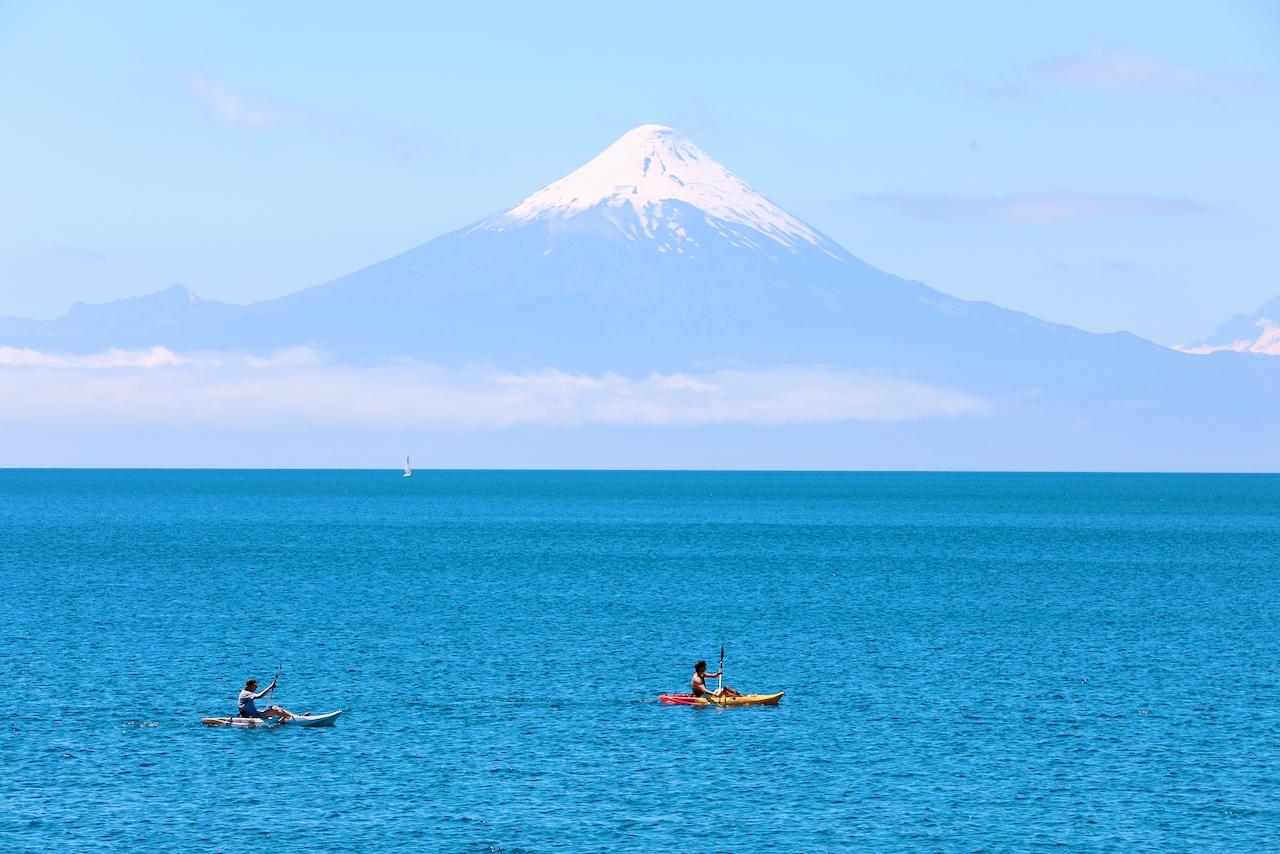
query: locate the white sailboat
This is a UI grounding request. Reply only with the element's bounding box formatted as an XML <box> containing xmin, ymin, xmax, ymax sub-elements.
<box><xmin>403</xmin><ymin>455</ymin><xmax>412</xmax><ymax>477</ymax></box>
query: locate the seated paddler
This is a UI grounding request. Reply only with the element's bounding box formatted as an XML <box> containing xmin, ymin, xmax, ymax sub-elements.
<box><xmin>238</xmin><ymin>677</ymin><xmax>296</xmax><ymax>721</ymax></box>
<box><xmin>692</xmin><ymin>660</ymin><xmax>743</xmax><ymax>699</ymax></box>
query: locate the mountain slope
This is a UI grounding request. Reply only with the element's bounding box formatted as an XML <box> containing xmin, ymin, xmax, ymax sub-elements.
<box><xmin>3</xmin><ymin>124</ymin><xmax>1277</xmax><ymax>450</ymax></box>
<box><xmin>0</xmin><ymin>126</ymin><xmax>1164</xmax><ymax>386</ymax></box>
<box><xmin>169</xmin><ymin>127</ymin><xmax>1190</xmax><ymax>391</ymax></box>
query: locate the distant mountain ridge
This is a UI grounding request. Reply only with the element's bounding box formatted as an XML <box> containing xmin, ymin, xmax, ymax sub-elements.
<box><xmin>1179</xmin><ymin>294</ymin><xmax>1280</xmax><ymax>356</ymax></box>
<box><xmin>3</xmin><ymin>124</ymin><xmax>1280</xmax><ymax>468</ymax></box>
<box><xmin>0</xmin><ymin>127</ymin><xmax>1162</xmax><ymax>381</ymax></box>
<box><xmin>0</xmin><ymin>284</ymin><xmax>235</xmax><ymax>353</ymax></box>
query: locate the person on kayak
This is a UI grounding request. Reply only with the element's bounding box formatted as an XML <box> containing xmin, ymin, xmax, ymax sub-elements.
<box><xmin>238</xmin><ymin>678</ymin><xmax>296</xmax><ymax>722</ymax></box>
<box><xmin>692</xmin><ymin>660</ymin><xmax>743</xmax><ymax>699</ymax></box>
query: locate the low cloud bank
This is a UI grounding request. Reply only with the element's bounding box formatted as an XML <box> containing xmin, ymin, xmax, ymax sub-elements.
<box><xmin>865</xmin><ymin>191</ymin><xmax>1196</xmax><ymax>224</ymax></box>
<box><xmin>0</xmin><ymin>347</ymin><xmax>984</xmax><ymax>429</ymax></box>
<box><xmin>185</xmin><ymin>73</ymin><xmax>311</xmax><ymax>128</ymax></box>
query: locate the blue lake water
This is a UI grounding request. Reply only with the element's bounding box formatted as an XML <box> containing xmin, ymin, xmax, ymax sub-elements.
<box><xmin>3</xmin><ymin>470</ymin><xmax>1279</xmax><ymax>852</ymax></box>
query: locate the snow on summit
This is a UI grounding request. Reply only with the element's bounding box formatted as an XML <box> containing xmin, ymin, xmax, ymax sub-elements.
<box><xmin>482</xmin><ymin>125</ymin><xmax>827</xmax><ymax>250</ymax></box>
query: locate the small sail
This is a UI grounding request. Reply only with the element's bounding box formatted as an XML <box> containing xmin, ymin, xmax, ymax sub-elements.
<box><xmin>403</xmin><ymin>455</ymin><xmax>412</xmax><ymax>477</ymax></box>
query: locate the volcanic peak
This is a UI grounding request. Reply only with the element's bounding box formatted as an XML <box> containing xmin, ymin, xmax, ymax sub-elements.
<box><xmin>480</xmin><ymin>125</ymin><xmax>826</xmax><ymax>250</ymax></box>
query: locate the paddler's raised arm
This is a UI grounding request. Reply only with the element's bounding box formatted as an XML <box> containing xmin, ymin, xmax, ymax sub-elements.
<box><xmin>253</xmin><ymin>680</ymin><xmax>276</xmax><ymax>699</ymax></box>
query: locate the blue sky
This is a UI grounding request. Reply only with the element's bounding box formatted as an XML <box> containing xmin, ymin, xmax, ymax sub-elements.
<box><xmin>0</xmin><ymin>0</ymin><xmax>1275</xmax><ymax>346</ymax></box>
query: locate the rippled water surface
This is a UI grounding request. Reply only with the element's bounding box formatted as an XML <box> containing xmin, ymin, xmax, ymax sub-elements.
<box><xmin>3</xmin><ymin>470</ymin><xmax>1280</xmax><ymax>852</ymax></box>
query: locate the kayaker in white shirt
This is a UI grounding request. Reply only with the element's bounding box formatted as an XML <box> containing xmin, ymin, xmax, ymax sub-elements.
<box><xmin>692</xmin><ymin>660</ymin><xmax>742</xmax><ymax>699</ymax></box>
<box><xmin>237</xmin><ymin>678</ymin><xmax>296</xmax><ymax>721</ymax></box>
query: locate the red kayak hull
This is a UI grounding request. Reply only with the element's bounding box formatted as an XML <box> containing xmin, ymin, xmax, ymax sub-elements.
<box><xmin>659</xmin><ymin>692</ymin><xmax>784</xmax><ymax>707</ymax></box>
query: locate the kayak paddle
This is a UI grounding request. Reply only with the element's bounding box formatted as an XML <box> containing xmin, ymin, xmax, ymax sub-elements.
<box><xmin>718</xmin><ymin>646</ymin><xmax>724</xmax><ymax>694</ymax></box>
<box><xmin>267</xmin><ymin>663</ymin><xmax>280</xmax><ymax>711</ymax></box>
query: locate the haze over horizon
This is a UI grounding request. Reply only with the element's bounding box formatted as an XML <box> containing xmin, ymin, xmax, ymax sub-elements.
<box><xmin>1</xmin><ymin>121</ymin><xmax>1277</xmax><ymax>470</ymax></box>
<box><xmin>1</xmin><ymin>2</ymin><xmax>1278</xmax><ymax>470</ymax></box>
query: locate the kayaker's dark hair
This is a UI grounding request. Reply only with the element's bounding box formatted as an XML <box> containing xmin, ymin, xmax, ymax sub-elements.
<box><xmin>694</xmin><ymin>660</ymin><xmax>707</xmax><ymax>673</ymax></box>
<box><xmin>245</xmin><ymin>679</ymin><xmax>257</xmax><ymax>688</ymax></box>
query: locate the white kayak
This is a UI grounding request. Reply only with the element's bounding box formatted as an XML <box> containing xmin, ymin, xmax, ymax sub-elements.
<box><xmin>201</xmin><ymin>710</ymin><xmax>342</xmax><ymax>728</ymax></box>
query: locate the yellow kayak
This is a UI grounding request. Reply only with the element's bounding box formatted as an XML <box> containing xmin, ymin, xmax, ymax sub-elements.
<box><xmin>659</xmin><ymin>692</ymin><xmax>784</xmax><ymax>707</ymax></box>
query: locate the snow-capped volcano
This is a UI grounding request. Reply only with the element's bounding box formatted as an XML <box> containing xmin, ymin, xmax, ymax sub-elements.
<box><xmin>6</xmin><ymin>124</ymin><xmax>1280</xmax><ymax>469</ymax></box>
<box><xmin>0</xmin><ymin>124</ymin><xmax>1131</xmax><ymax>381</ymax></box>
<box><xmin>480</xmin><ymin>125</ymin><xmax>835</xmax><ymax>255</ymax></box>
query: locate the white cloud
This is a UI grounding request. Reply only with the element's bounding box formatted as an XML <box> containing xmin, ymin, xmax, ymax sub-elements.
<box><xmin>0</xmin><ymin>350</ymin><xmax>985</xmax><ymax>429</ymax></box>
<box><xmin>0</xmin><ymin>345</ymin><xmax>322</xmax><ymax>369</ymax></box>
<box><xmin>1037</xmin><ymin>41</ymin><xmax>1257</xmax><ymax>97</ymax></box>
<box><xmin>241</xmin><ymin>346</ymin><xmax>325</xmax><ymax>367</ymax></box>
<box><xmin>939</xmin><ymin>70</ymin><xmax>1036</xmax><ymax>101</ymax></box>
<box><xmin>185</xmin><ymin>73</ymin><xmax>309</xmax><ymax>127</ymax></box>
<box><xmin>866</xmin><ymin>191</ymin><xmax>1196</xmax><ymax>224</ymax></box>
<box><xmin>0</xmin><ymin>345</ymin><xmax>189</xmax><ymax>368</ymax></box>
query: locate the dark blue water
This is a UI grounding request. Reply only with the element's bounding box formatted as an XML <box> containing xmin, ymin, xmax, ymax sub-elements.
<box><xmin>3</xmin><ymin>471</ymin><xmax>1279</xmax><ymax>852</ymax></box>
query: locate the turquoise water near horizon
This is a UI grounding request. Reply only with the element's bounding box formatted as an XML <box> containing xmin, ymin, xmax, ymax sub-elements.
<box><xmin>3</xmin><ymin>470</ymin><xmax>1279</xmax><ymax>851</ymax></box>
